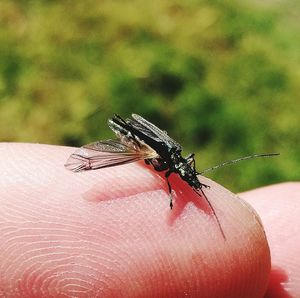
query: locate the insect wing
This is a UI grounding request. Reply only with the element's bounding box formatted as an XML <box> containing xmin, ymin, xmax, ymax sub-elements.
<box><xmin>124</xmin><ymin>118</ymin><xmax>160</xmax><ymax>142</ymax></box>
<box><xmin>130</xmin><ymin>114</ymin><xmax>182</xmax><ymax>150</ymax></box>
<box><xmin>65</xmin><ymin>139</ymin><xmax>158</xmax><ymax>172</ymax></box>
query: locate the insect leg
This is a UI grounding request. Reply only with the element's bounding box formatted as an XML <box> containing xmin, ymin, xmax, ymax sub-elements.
<box><xmin>146</xmin><ymin>160</ymin><xmax>173</xmax><ymax>208</ymax></box>
<box><xmin>186</xmin><ymin>155</ymin><xmax>211</xmax><ymax>189</ymax></box>
<box><xmin>186</xmin><ymin>153</ymin><xmax>211</xmax><ymax>187</ymax></box>
<box><xmin>165</xmin><ymin>170</ymin><xmax>173</xmax><ymax>209</ymax></box>
<box><xmin>185</xmin><ymin>154</ymin><xmax>210</xmax><ymax>189</ymax></box>
<box><xmin>200</xmin><ymin>182</ymin><xmax>210</xmax><ymax>189</ymax></box>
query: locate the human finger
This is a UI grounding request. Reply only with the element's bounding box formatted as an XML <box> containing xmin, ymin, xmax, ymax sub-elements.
<box><xmin>0</xmin><ymin>143</ymin><xmax>270</xmax><ymax>297</ymax></box>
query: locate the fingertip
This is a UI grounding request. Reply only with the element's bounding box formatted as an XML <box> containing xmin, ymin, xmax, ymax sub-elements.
<box><xmin>0</xmin><ymin>144</ymin><xmax>271</xmax><ymax>297</ymax></box>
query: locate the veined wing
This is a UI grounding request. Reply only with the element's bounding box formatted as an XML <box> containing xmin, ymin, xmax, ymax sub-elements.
<box><xmin>130</xmin><ymin>114</ymin><xmax>182</xmax><ymax>150</ymax></box>
<box><xmin>65</xmin><ymin>139</ymin><xmax>158</xmax><ymax>172</ymax></box>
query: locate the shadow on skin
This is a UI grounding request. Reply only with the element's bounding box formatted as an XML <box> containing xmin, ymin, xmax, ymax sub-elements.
<box><xmin>82</xmin><ymin>162</ymin><xmax>220</xmax><ymax>231</ymax></box>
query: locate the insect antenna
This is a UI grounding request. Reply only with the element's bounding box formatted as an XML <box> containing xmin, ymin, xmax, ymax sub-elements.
<box><xmin>193</xmin><ymin>188</ymin><xmax>226</xmax><ymax>239</ymax></box>
<box><xmin>198</xmin><ymin>153</ymin><xmax>279</xmax><ymax>175</ymax></box>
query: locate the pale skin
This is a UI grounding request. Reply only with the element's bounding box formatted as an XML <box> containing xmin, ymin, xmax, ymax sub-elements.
<box><xmin>0</xmin><ymin>143</ymin><xmax>298</xmax><ymax>297</ymax></box>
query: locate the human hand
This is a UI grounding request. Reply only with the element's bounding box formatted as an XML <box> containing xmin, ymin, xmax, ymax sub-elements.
<box><xmin>241</xmin><ymin>182</ymin><xmax>300</xmax><ymax>298</ymax></box>
<box><xmin>1</xmin><ymin>143</ymin><xmax>289</xmax><ymax>297</ymax></box>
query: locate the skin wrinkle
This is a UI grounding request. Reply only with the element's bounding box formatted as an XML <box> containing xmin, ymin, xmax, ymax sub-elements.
<box><xmin>0</xmin><ymin>144</ymin><xmax>271</xmax><ymax>297</ymax></box>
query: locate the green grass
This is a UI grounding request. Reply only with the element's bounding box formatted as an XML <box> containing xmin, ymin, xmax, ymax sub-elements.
<box><xmin>0</xmin><ymin>0</ymin><xmax>299</xmax><ymax>191</ymax></box>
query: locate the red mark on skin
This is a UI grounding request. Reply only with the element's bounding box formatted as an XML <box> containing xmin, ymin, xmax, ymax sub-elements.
<box><xmin>143</xmin><ymin>171</ymin><xmax>215</xmax><ymax>226</ymax></box>
<box><xmin>166</xmin><ymin>176</ymin><xmax>212</xmax><ymax>225</ymax></box>
<box><xmin>264</xmin><ymin>267</ymin><xmax>292</xmax><ymax>298</ymax></box>
<box><xmin>81</xmin><ymin>161</ymin><xmax>221</xmax><ymax>233</ymax></box>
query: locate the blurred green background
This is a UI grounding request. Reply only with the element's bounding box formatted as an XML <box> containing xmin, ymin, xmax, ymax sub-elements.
<box><xmin>0</xmin><ymin>0</ymin><xmax>299</xmax><ymax>192</ymax></box>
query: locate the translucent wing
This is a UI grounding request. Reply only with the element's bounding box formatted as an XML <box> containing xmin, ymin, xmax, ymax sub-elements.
<box><xmin>130</xmin><ymin>114</ymin><xmax>182</xmax><ymax>150</ymax></box>
<box><xmin>65</xmin><ymin>139</ymin><xmax>158</xmax><ymax>172</ymax></box>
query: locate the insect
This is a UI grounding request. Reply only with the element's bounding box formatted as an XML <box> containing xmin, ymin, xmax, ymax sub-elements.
<box><xmin>65</xmin><ymin>114</ymin><xmax>278</xmax><ymax>236</ymax></box>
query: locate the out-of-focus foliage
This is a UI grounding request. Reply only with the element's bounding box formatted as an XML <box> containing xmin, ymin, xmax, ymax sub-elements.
<box><xmin>0</xmin><ymin>0</ymin><xmax>299</xmax><ymax>191</ymax></box>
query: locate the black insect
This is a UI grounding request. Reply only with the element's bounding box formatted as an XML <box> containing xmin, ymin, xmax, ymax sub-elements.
<box><xmin>65</xmin><ymin>114</ymin><xmax>278</xmax><ymax>236</ymax></box>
